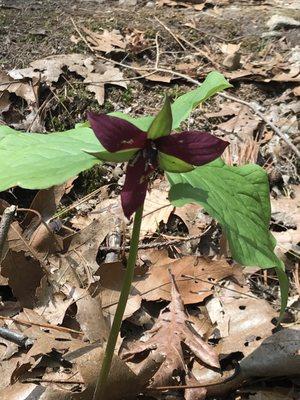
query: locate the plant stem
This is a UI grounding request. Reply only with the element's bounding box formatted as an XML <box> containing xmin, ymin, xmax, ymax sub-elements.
<box><xmin>92</xmin><ymin>205</ymin><xmax>144</xmax><ymax>400</ymax></box>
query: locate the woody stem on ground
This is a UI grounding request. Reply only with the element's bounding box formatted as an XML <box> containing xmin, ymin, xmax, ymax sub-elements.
<box><xmin>92</xmin><ymin>204</ymin><xmax>144</xmax><ymax>400</ymax></box>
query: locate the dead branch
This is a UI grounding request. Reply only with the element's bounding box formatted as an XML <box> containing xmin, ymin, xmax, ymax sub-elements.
<box><xmin>0</xmin><ymin>326</ymin><xmax>34</xmax><ymax>348</ymax></box>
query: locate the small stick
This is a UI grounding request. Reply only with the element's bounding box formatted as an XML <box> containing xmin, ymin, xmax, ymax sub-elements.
<box><xmin>0</xmin><ymin>205</ymin><xmax>16</xmax><ymax>261</ymax></box>
<box><xmin>154</xmin><ymin>33</ymin><xmax>160</xmax><ymax>70</ymax></box>
<box><xmin>155</xmin><ymin>17</ymin><xmax>220</xmax><ymax>68</ymax></box>
<box><xmin>0</xmin><ymin>315</ymin><xmax>83</xmax><ymax>336</ymax></box>
<box><xmin>155</xmin><ymin>16</ymin><xmax>186</xmax><ymax>51</ymax></box>
<box><xmin>99</xmin><ymin>232</ymin><xmax>207</xmax><ymax>252</ymax></box>
<box><xmin>23</xmin><ymin>378</ymin><xmax>84</xmax><ymax>385</ymax></box>
<box><xmin>0</xmin><ymin>326</ymin><xmax>34</xmax><ymax>348</ymax></box>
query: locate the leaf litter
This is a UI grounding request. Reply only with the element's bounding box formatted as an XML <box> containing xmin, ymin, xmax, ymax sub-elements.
<box><xmin>0</xmin><ymin>0</ymin><xmax>300</xmax><ymax>399</ymax></box>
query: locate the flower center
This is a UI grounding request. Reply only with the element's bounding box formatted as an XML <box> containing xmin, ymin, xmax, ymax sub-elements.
<box><xmin>145</xmin><ymin>140</ymin><xmax>158</xmax><ymax>168</ymax></box>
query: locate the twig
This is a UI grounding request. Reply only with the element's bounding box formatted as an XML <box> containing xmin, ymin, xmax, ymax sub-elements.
<box><xmin>0</xmin><ymin>315</ymin><xmax>83</xmax><ymax>335</ymax></box>
<box><xmin>155</xmin><ymin>16</ymin><xmax>186</xmax><ymax>51</ymax></box>
<box><xmin>155</xmin><ymin>17</ymin><xmax>220</xmax><ymax>68</ymax></box>
<box><xmin>0</xmin><ymin>205</ymin><xmax>16</xmax><ymax>261</ymax></box>
<box><xmin>0</xmin><ymin>326</ymin><xmax>34</xmax><ymax>348</ymax></box>
<box><xmin>99</xmin><ymin>232</ymin><xmax>206</xmax><ymax>252</ymax></box>
<box><xmin>176</xmin><ymin>34</ymin><xmax>221</xmax><ymax>69</ymax></box>
<box><xmin>154</xmin><ymin>33</ymin><xmax>160</xmax><ymax>70</ymax></box>
<box><xmin>23</xmin><ymin>378</ymin><xmax>84</xmax><ymax>385</ymax></box>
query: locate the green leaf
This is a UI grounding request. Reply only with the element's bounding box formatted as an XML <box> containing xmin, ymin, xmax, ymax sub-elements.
<box><xmin>147</xmin><ymin>96</ymin><xmax>172</xmax><ymax>140</ymax></box>
<box><xmin>168</xmin><ymin>159</ymin><xmax>288</xmax><ymax>314</ymax></box>
<box><xmin>158</xmin><ymin>151</ymin><xmax>193</xmax><ymax>173</ymax></box>
<box><xmin>0</xmin><ymin>125</ymin><xmax>102</xmax><ymax>191</ymax></box>
<box><xmin>171</xmin><ymin>71</ymin><xmax>232</xmax><ymax>129</ymax></box>
<box><xmin>84</xmin><ymin>147</ymin><xmax>138</xmax><ymax>162</ymax></box>
<box><xmin>168</xmin><ymin>159</ymin><xmax>282</xmax><ymax>268</ymax></box>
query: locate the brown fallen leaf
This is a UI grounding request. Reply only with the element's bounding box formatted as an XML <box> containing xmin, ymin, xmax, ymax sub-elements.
<box><xmin>20</xmin><ymin>184</ymin><xmax>72</xmax><ymax>257</ymax></box>
<box><xmin>133</xmin><ymin>63</ymin><xmax>174</xmax><ymax>83</ymax></box>
<box><xmin>0</xmin><ymin>70</ymin><xmax>42</xmax><ymax>131</ymax></box>
<box><xmin>8</xmin><ymin>54</ymin><xmax>93</xmax><ymax>83</ymax></box>
<box><xmin>0</xmin><ymin>91</ymin><xmax>10</xmax><ymax>113</ymax></box>
<box><xmin>35</xmin><ymin>276</ymin><xmax>74</xmax><ymax>325</ymax></box>
<box><xmin>217</xmin><ymin>105</ymin><xmax>261</xmax><ymax>140</ymax></box>
<box><xmin>97</xmin><ymin>255</ymin><xmax>240</xmax><ymax>327</ymax></box>
<box><xmin>271</xmin><ymin>185</ymin><xmax>300</xmax><ymax>253</ymax></box>
<box><xmin>135</xmin><ymin>256</ymin><xmax>241</xmax><ymax>304</ymax></box>
<box><xmin>123</xmin><ymin>271</ymin><xmax>220</xmax><ymax>387</ymax></box>
<box><xmin>82</xmin><ymin>27</ymin><xmax>126</xmax><ymax>53</ymax></box>
<box><xmin>125</xmin><ymin>29</ymin><xmax>151</xmax><ymax>54</ymax></box>
<box><xmin>67</xmin><ymin>286</ymin><xmax>108</xmax><ymax>342</ymax></box>
<box><xmin>185</xmin><ymin>375</ymin><xmax>207</xmax><ymax>400</ymax></box>
<box><xmin>0</xmin><ymin>71</ymin><xmax>38</xmax><ymax>105</ymax></box>
<box><xmin>95</xmin><ymin>262</ymin><xmax>142</xmax><ymax>324</ymax></box>
<box><xmin>219</xmin><ymin>42</ymin><xmax>242</xmax><ymax>71</ymax></box>
<box><xmin>191</xmin><ymin>283</ymin><xmax>278</xmax><ymax>395</ymax></box>
<box><xmin>8</xmin><ymin>54</ymin><xmax>127</xmax><ymax>105</ymax></box>
<box><xmin>139</xmin><ymin>188</ymin><xmax>174</xmax><ymax>238</ymax></box>
<box><xmin>173</xmin><ymin>203</ymin><xmax>212</xmax><ymax>236</ymax></box>
<box><xmin>83</xmin><ymin>67</ymin><xmax>127</xmax><ymax>105</ymax></box>
<box><xmin>1</xmin><ymin>251</ymin><xmax>45</xmax><ymax>309</ymax></box>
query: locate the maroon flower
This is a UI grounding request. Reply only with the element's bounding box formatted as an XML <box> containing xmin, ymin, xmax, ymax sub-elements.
<box><xmin>87</xmin><ymin>99</ymin><xmax>228</xmax><ymax>219</ymax></box>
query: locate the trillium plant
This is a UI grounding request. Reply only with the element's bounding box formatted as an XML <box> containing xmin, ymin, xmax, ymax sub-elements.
<box><xmin>87</xmin><ymin>98</ymin><xmax>228</xmax><ymax>397</ymax></box>
<box><xmin>0</xmin><ymin>72</ymin><xmax>288</xmax><ymax>398</ymax></box>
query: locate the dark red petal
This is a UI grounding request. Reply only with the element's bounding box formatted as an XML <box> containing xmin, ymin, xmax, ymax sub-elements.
<box><xmin>87</xmin><ymin>112</ymin><xmax>147</xmax><ymax>153</ymax></box>
<box><xmin>155</xmin><ymin>131</ymin><xmax>229</xmax><ymax>166</ymax></box>
<box><xmin>121</xmin><ymin>151</ymin><xmax>156</xmax><ymax>219</ymax></box>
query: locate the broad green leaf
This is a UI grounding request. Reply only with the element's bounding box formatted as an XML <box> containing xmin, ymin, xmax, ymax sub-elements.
<box><xmin>168</xmin><ymin>159</ymin><xmax>288</xmax><ymax>315</ymax></box>
<box><xmin>171</xmin><ymin>71</ymin><xmax>232</xmax><ymax>129</ymax></box>
<box><xmin>147</xmin><ymin>96</ymin><xmax>172</xmax><ymax>140</ymax></box>
<box><xmin>158</xmin><ymin>152</ymin><xmax>193</xmax><ymax>173</ymax></box>
<box><xmin>0</xmin><ymin>125</ymin><xmax>102</xmax><ymax>191</ymax></box>
<box><xmin>168</xmin><ymin>159</ymin><xmax>282</xmax><ymax>269</ymax></box>
<box><xmin>109</xmin><ymin>112</ymin><xmax>154</xmax><ymax>131</ymax></box>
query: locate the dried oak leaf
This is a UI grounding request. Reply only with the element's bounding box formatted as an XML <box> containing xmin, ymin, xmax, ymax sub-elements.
<box><xmin>1</xmin><ymin>251</ymin><xmax>45</xmax><ymax>309</ymax></box>
<box><xmin>123</xmin><ymin>272</ymin><xmax>219</xmax><ymax>387</ymax></box>
<box><xmin>82</xmin><ymin>27</ymin><xmax>127</xmax><ymax>53</ymax></box>
<box><xmin>8</xmin><ymin>54</ymin><xmax>127</xmax><ymax>105</ymax></box>
<box><xmin>135</xmin><ymin>255</ymin><xmax>241</xmax><ymax>304</ymax></box>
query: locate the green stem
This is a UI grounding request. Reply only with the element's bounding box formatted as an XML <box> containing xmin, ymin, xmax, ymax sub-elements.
<box><xmin>93</xmin><ymin>205</ymin><xmax>144</xmax><ymax>400</ymax></box>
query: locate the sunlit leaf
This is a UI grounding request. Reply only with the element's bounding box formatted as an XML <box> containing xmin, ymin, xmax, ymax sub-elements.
<box><xmin>0</xmin><ymin>125</ymin><xmax>101</xmax><ymax>191</ymax></box>
<box><xmin>147</xmin><ymin>96</ymin><xmax>172</xmax><ymax>139</ymax></box>
<box><xmin>171</xmin><ymin>71</ymin><xmax>232</xmax><ymax>129</ymax></box>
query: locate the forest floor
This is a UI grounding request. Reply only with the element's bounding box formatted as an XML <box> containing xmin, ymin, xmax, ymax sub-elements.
<box><xmin>0</xmin><ymin>0</ymin><xmax>299</xmax><ymax>399</ymax></box>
